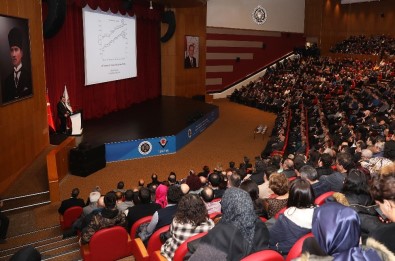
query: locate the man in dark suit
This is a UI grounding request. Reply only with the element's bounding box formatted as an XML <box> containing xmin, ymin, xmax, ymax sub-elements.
<box><xmin>2</xmin><ymin>27</ymin><xmax>32</xmax><ymax>104</ymax></box>
<box><xmin>58</xmin><ymin>188</ymin><xmax>85</xmax><ymax>215</ymax></box>
<box><xmin>126</xmin><ymin>187</ymin><xmax>161</xmax><ymax>233</ymax></box>
<box><xmin>57</xmin><ymin>96</ymin><xmax>71</xmax><ymax>134</ymax></box>
<box><xmin>184</xmin><ymin>43</ymin><xmax>197</xmax><ymax>68</ymax></box>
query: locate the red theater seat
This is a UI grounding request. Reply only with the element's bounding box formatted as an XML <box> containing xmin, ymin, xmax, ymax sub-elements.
<box><xmin>241</xmin><ymin>249</ymin><xmax>284</xmax><ymax>261</ymax></box>
<box><xmin>80</xmin><ymin>226</ymin><xmax>132</xmax><ymax>261</ymax></box>
<box><xmin>59</xmin><ymin>206</ymin><xmax>83</xmax><ymax>230</ymax></box>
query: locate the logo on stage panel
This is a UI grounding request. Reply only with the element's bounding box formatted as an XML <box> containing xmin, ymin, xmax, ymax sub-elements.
<box><xmin>159</xmin><ymin>138</ymin><xmax>168</xmax><ymax>148</ymax></box>
<box><xmin>138</xmin><ymin>141</ymin><xmax>152</xmax><ymax>155</ymax></box>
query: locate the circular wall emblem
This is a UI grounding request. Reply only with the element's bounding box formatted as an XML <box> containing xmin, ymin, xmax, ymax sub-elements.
<box><xmin>188</xmin><ymin>129</ymin><xmax>192</xmax><ymax>138</ymax></box>
<box><xmin>138</xmin><ymin>141</ymin><xmax>152</xmax><ymax>155</ymax></box>
<box><xmin>252</xmin><ymin>5</ymin><xmax>267</xmax><ymax>25</ymax></box>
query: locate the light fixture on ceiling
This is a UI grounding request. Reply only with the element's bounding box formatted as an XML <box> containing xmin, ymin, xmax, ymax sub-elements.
<box><xmin>149</xmin><ymin>1</ymin><xmax>153</xmax><ymax>10</ymax></box>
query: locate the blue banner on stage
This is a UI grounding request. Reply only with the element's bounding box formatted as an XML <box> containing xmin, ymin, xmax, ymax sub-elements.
<box><xmin>105</xmin><ymin>107</ymin><xmax>219</xmax><ymax>162</ymax></box>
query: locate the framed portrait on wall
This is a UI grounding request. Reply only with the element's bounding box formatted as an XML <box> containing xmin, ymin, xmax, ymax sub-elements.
<box><xmin>184</xmin><ymin>36</ymin><xmax>199</xmax><ymax>69</ymax></box>
<box><xmin>0</xmin><ymin>15</ymin><xmax>33</xmax><ymax>106</ymax></box>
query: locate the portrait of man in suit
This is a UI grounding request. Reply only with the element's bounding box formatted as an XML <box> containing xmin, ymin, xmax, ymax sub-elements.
<box><xmin>184</xmin><ymin>36</ymin><xmax>199</xmax><ymax>68</ymax></box>
<box><xmin>0</xmin><ymin>17</ymin><xmax>33</xmax><ymax>105</ymax></box>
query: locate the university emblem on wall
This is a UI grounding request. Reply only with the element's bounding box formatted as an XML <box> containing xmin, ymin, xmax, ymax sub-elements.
<box><xmin>138</xmin><ymin>141</ymin><xmax>152</xmax><ymax>155</ymax></box>
<box><xmin>252</xmin><ymin>5</ymin><xmax>268</xmax><ymax>25</ymax></box>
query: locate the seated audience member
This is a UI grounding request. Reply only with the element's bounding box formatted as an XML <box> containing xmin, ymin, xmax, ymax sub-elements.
<box><xmin>200</xmin><ymin>186</ymin><xmax>221</xmax><ymax>214</ymax></box>
<box><xmin>115</xmin><ymin>191</ymin><xmax>123</xmax><ymax>206</ymax></box>
<box><xmin>240</xmin><ymin>180</ymin><xmax>267</xmax><ymax>218</ymax></box>
<box><xmin>198</xmin><ymin>165</ymin><xmax>211</xmax><ymax>178</ymax></box>
<box><xmin>161</xmin><ymin>194</ymin><xmax>215</xmax><ymax>260</ymax></box>
<box><xmin>126</xmin><ymin>187</ymin><xmax>161</xmax><ymax>233</ymax></box>
<box><xmin>113</xmin><ymin>181</ymin><xmax>126</xmax><ymax>194</ymax></box>
<box><xmin>139</xmin><ymin>185</ymin><xmax>184</xmax><ymax>244</ymax></box>
<box><xmin>83</xmin><ymin>191</ymin><xmax>101</xmax><ymax>217</ymax></box>
<box><xmin>226</xmin><ymin>161</ymin><xmax>237</xmax><ymax>172</ymax></box>
<box><xmin>269</xmin><ymin>178</ymin><xmax>316</xmax><ymax>256</ymax></box>
<box><xmin>58</xmin><ymin>188</ymin><xmax>85</xmax><ymax>215</ymax></box>
<box><xmin>315</xmin><ymin>153</ymin><xmax>333</xmax><ymax>178</ymax></box>
<box><xmin>383</xmin><ymin>134</ymin><xmax>395</xmax><ymax>161</ymax></box>
<box><xmin>250</xmin><ymin>158</ymin><xmax>266</xmax><ymax>185</ymax></box>
<box><xmin>208</xmin><ymin>172</ymin><xmax>225</xmax><ymax>198</ymax></box>
<box><xmin>80</xmin><ymin>191</ymin><xmax>127</xmax><ymax>244</ymax></box>
<box><xmin>189</xmin><ymin>188</ymin><xmax>270</xmax><ymax>261</ymax></box>
<box><xmin>168</xmin><ymin>172</ymin><xmax>178</xmax><ymax>185</ymax></box>
<box><xmin>281</xmin><ymin>159</ymin><xmax>296</xmax><ymax>178</ymax></box>
<box><xmin>155</xmin><ymin>183</ymin><xmax>169</xmax><ymax>208</ymax></box>
<box><xmin>147</xmin><ymin>173</ymin><xmax>161</xmax><ymax>188</ymax></box>
<box><xmin>319</xmin><ymin>152</ymin><xmax>354</xmax><ymax>192</ymax></box>
<box><xmin>301</xmin><ymin>202</ymin><xmax>395</xmax><ymax>260</ymax></box>
<box><xmin>180</xmin><ymin>183</ymin><xmax>190</xmax><ymax>195</ymax></box>
<box><xmin>9</xmin><ymin>245</ymin><xmax>41</xmax><ymax>261</ymax></box>
<box><xmin>258</xmin><ymin>165</ymin><xmax>277</xmax><ymax>199</ymax></box>
<box><xmin>369</xmin><ymin>164</ymin><xmax>395</xmax><ymax>254</ymax></box>
<box><xmin>300</xmin><ymin>165</ymin><xmax>330</xmax><ymax>197</ymax></box>
<box><xmin>117</xmin><ymin>189</ymin><xmax>135</xmax><ymax>215</ymax></box>
<box><xmin>186</xmin><ymin>173</ymin><xmax>204</xmax><ymax>194</ymax></box>
<box><xmin>85</xmin><ymin>186</ymin><xmax>101</xmax><ymax>206</ymax></box>
<box><xmin>264</xmin><ymin>173</ymin><xmax>289</xmax><ymax>219</ymax></box>
<box><xmin>228</xmin><ymin>171</ymin><xmax>242</xmax><ymax>188</ymax></box>
<box><xmin>0</xmin><ymin>198</ymin><xmax>9</xmax><ymax>244</ymax></box>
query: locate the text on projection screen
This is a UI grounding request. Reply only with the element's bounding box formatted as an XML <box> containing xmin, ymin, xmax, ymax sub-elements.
<box><xmin>83</xmin><ymin>6</ymin><xmax>137</xmax><ymax>85</ymax></box>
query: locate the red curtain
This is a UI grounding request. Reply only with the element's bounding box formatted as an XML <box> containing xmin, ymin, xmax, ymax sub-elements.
<box><xmin>44</xmin><ymin>0</ymin><xmax>162</xmax><ymax>120</ymax></box>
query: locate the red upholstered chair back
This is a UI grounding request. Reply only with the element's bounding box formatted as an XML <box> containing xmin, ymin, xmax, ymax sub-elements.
<box><xmin>274</xmin><ymin>207</ymin><xmax>287</xmax><ymax>219</ymax></box>
<box><xmin>130</xmin><ymin>216</ymin><xmax>153</xmax><ymax>238</ymax></box>
<box><xmin>147</xmin><ymin>225</ymin><xmax>171</xmax><ymax>255</ymax></box>
<box><xmin>81</xmin><ymin>226</ymin><xmax>132</xmax><ymax>261</ymax></box>
<box><xmin>173</xmin><ymin>232</ymin><xmax>208</xmax><ymax>261</ymax></box>
<box><xmin>285</xmin><ymin>232</ymin><xmax>314</xmax><ymax>261</ymax></box>
<box><xmin>241</xmin><ymin>249</ymin><xmax>284</xmax><ymax>261</ymax></box>
<box><xmin>314</xmin><ymin>191</ymin><xmax>335</xmax><ymax>206</ymax></box>
<box><xmin>60</xmin><ymin>206</ymin><xmax>83</xmax><ymax>230</ymax></box>
<box><xmin>259</xmin><ymin>216</ymin><xmax>268</xmax><ymax>222</ymax></box>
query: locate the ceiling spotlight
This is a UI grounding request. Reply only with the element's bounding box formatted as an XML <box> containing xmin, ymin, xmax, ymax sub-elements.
<box><xmin>149</xmin><ymin>1</ymin><xmax>153</xmax><ymax>10</ymax></box>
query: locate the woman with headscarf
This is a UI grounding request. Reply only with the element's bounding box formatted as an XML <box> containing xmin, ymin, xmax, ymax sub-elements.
<box><xmin>300</xmin><ymin>202</ymin><xmax>394</xmax><ymax>260</ymax></box>
<box><xmin>155</xmin><ymin>184</ymin><xmax>168</xmax><ymax>208</ymax></box>
<box><xmin>189</xmin><ymin>187</ymin><xmax>270</xmax><ymax>261</ymax></box>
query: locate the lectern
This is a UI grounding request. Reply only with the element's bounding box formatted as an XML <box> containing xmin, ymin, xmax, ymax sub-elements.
<box><xmin>70</xmin><ymin>110</ymin><xmax>83</xmax><ymax>135</ymax></box>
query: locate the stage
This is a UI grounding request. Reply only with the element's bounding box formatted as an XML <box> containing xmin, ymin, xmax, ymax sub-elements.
<box><xmin>68</xmin><ymin>96</ymin><xmax>219</xmax><ymax>162</ymax></box>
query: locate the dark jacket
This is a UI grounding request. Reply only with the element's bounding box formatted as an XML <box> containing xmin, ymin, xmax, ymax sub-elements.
<box><xmin>58</xmin><ymin>197</ymin><xmax>85</xmax><ymax>215</ymax></box>
<box><xmin>126</xmin><ymin>202</ymin><xmax>161</xmax><ymax>232</ymax></box>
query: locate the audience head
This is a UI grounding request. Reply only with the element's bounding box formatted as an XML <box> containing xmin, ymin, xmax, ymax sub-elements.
<box><xmin>342</xmin><ymin>169</ymin><xmax>370</xmax><ymax>195</ymax></box>
<box><xmin>104</xmin><ymin>191</ymin><xmax>117</xmax><ymax>209</ymax></box>
<box><xmin>155</xmin><ymin>184</ymin><xmax>169</xmax><ymax>208</ymax></box>
<box><xmin>221</xmin><ymin>188</ymin><xmax>257</xmax><ymax>252</ymax></box>
<box><xmin>151</xmin><ymin>173</ymin><xmax>158</xmax><ymax>181</ymax></box>
<box><xmin>167</xmin><ymin>185</ymin><xmax>184</xmax><ymax>204</ymax></box>
<box><xmin>229</xmin><ymin>161</ymin><xmax>235</xmax><ymax>169</ymax></box>
<box><xmin>139</xmin><ymin>187</ymin><xmax>151</xmax><ymax>204</ymax></box>
<box><xmin>228</xmin><ymin>171</ymin><xmax>241</xmax><ymax>187</ymax></box>
<box><xmin>282</xmin><ymin>158</ymin><xmax>294</xmax><ymax>170</ymax></box>
<box><xmin>89</xmin><ymin>191</ymin><xmax>101</xmax><ymax>204</ymax></box>
<box><xmin>124</xmin><ymin>189</ymin><xmax>134</xmax><ymax>202</ymax></box>
<box><xmin>336</xmin><ymin>152</ymin><xmax>354</xmax><ymax>172</ymax></box>
<box><xmin>239</xmin><ymin>179</ymin><xmax>260</xmax><ymax>201</ymax></box>
<box><xmin>361</xmin><ymin>149</ymin><xmax>373</xmax><ymax>160</ymax></box>
<box><xmin>115</xmin><ymin>191</ymin><xmax>123</xmax><ymax>202</ymax></box>
<box><xmin>168</xmin><ymin>172</ymin><xmax>177</xmax><ymax>185</ymax></box>
<box><xmin>370</xmin><ymin>164</ymin><xmax>395</xmax><ymax>222</ymax></box>
<box><xmin>264</xmin><ymin>165</ymin><xmax>278</xmax><ymax>182</ymax></box>
<box><xmin>186</xmin><ymin>174</ymin><xmax>203</xmax><ymax>191</ymax></box>
<box><xmin>208</xmin><ymin>172</ymin><xmax>221</xmax><ymax>187</ymax></box>
<box><xmin>318</xmin><ymin>153</ymin><xmax>333</xmax><ymax>168</ymax></box>
<box><xmin>174</xmin><ymin>193</ymin><xmax>208</xmax><ymax>226</ymax></box>
<box><xmin>299</xmin><ymin>165</ymin><xmax>318</xmax><ymax>181</ymax></box>
<box><xmin>180</xmin><ymin>183</ymin><xmax>190</xmax><ymax>195</ymax></box>
<box><xmin>71</xmin><ymin>188</ymin><xmax>80</xmax><ymax>198</ymax></box>
<box><xmin>117</xmin><ymin>181</ymin><xmax>124</xmax><ymax>190</ymax></box>
<box><xmin>312</xmin><ymin>203</ymin><xmax>361</xmax><ymax>256</ymax></box>
<box><xmin>138</xmin><ymin>179</ymin><xmax>145</xmax><ymax>187</ymax></box>
<box><xmin>287</xmin><ymin>178</ymin><xmax>315</xmax><ymax>208</ymax></box>
<box><xmin>200</xmin><ymin>186</ymin><xmax>214</xmax><ymax>203</ymax></box>
<box><xmin>269</xmin><ymin>173</ymin><xmax>289</xmax><ymax>196</ymax></box>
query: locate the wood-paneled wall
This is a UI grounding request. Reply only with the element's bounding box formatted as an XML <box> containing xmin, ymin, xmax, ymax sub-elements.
<box><xmin>0</xmin><ymin>0</ymin><xmax>48</xmax><ymax>194</ymax></box>
<box><xmin>161</xmin><ymin>5</ymin><xmax>207</xmax><ymax>98</ymax></box>
<box><xmin>305</xmin><ymin>0</ymin><xmax>395</xmax><ymax>54</ymax></box>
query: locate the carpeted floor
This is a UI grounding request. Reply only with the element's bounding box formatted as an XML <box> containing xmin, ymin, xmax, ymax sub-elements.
<box><xmin>3</xmin><ymin>99</ymin><xmax>276</xmax><ymax>242</ymax></box>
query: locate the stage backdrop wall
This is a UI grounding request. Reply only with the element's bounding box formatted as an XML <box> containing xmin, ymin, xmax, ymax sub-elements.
<box><xmin>43</xmin><ymin>0</ymin><xmax>162</xmax><ymax>121</ymax></box>
<box><xmin>0</xmin><ymin>0</ymin><xmax>48</xmax><ymax>194</ymax></box>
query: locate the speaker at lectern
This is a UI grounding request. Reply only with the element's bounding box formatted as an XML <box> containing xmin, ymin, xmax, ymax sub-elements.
<box><xmin>69</xmin><ymin>110</ymin><xmax>83</xmax><ymax>135</ymax></box>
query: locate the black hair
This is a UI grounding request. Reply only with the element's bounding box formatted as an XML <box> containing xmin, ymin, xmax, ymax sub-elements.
<box><xmin>287</xmin><ymin>178</ymin><xmax>315</xmax><ymax>208</ymax></box>
<box><xmin>208</xmin><ymin>172</ymin><xmax>222</xmax><ymax>187</ymax></box>
<box><xmin>117</xmin><ymin>181</ymin><xmax>124</xmax><ymax>189</ymax></box>
<box><xmin>104</xmin><ymin>191</ymin><xmax>117</xmax><ymax>209</ymax></box>
<box><xmin>71</xmin><ymin>188</ymin><xmax>79</xmax><ymax>198</ymax></box>
<box><xmin>139</xmin><ymin>187</ymin><xmax>151</xmax><ymax>204</ymax></box>
<box><xmin>343</xmin><ymin>169</ymin><xmax>370</xmax><ymax>195</ymax></box>
<box><xmin>124</xmin><ymin>189</ymin><xmax>134</xmax><ymax>201</ymax></box>
<box><xmin>239</xmin><ymin>180</ymin><xmax>259</xmax><ymax>201</ymax></box>
<box><xmin>167</xmin><ymin>185</ymin><xmax>184</xmax><ymax>204</ymax></box>
<box><xmin>319</xmin><ymin>153</ymin><xmax>333</xmax><ymax>168</ymax></box>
